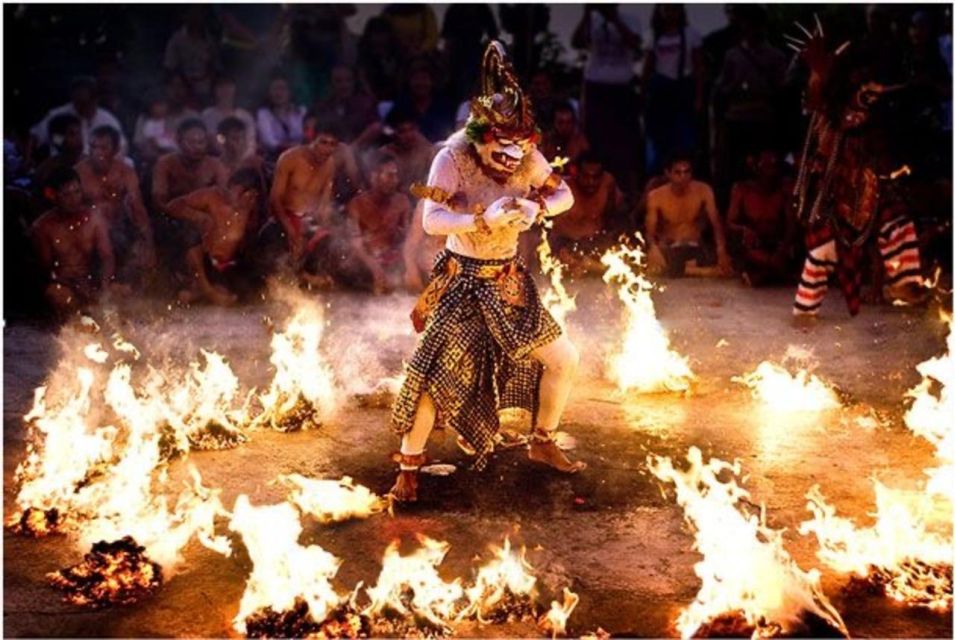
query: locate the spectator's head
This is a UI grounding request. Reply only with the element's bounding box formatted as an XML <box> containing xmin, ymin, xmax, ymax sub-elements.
<box><xmin>89</xmin><ymin>125</ymin><xmax>121</xmax><ymax>168</ymax></box>
<box><xmin>368</xmin><ymin>151</ymin><xmax>401</xmax><ymax>195</ymax></box>
<box><xmin>47</xmin><ymin>113</ymin><xmax>83</xmax><ymax>156</ymax></box>
<box><xmin>69</xmin><ymin>76</ymin><xmax>98</xmax><ymax>115</ymax></box>
<box><xmin>663</xmin><ymin>150</ymin><xmax>694</xmax><ymax>188</ymax></box>
<box><xmin>865</xmin><ymin>5</ymin><xmax>892</xmax><ymax>38</ymax></box>
<box><xmin>407</xmin><ymin>60</ymin><xmax>435</xmax><ymax>100</ymax></box>
<box><xmin>164</xmin><ymin>72</ymin><xmax>190</xmax><ymax>108</ymax></box>
<box><xmin>227</xmin><ymin>167</ymin><xmax>262</xmax><ymax>205</ymax></box>
<box><xmin>651</xmin><ymin>3</ymin><xmax>687</xmax><ymax>38</ymax></box>
<box><xmin>308</xmin><ymin>120</ymin><xmax>343</xmax><ymax>162</ymax></box>
<box><xmin>267</xmin><ymin>73</ymin><xmax>292</xmax><ymax>109</ymax></box>
<box><xmin>735</xmin><ymin>4</ymin><xmax>767</xmax><ymax>42</ymax></box>
<box><xmin>575</xmin><ymin>151</ymin><xmax>605</xmax><ymax>196</ymax></box>
<box><xmin>217</xmin><ymin>116</ymin><xmax>248</xmax><ymax>157</ymax></box>
<box><xmin>46</xmin><ymin>167</ymin><xmax>84</xmax><ymax>214</ymax></box>
<box><xmin>360</xmin><ymin>16</ymin><xmax>396</xmax><ymax>55</ymax></box>
<box><xmin>330</xmin><ymin>65</ymin><xmax>356</xmax><ymax>100</ymax></box>
<box><xmin>148</xmin><ymin>96</ymin><xmax>169</xmax><ymax>120</ymax></box>
<box><xmin>386</xmin><ymin>105</ymin><xmax>421</xmax><ymax>149</ymax></box>
<box><xmin>529</xmin><ymin>69</ymin><xmax>554</xmax><ymax>102</ymax></box>
<box><xmin>748</xmin><ymin>147</ymin><xmax>781</xmax><ymax>182</ymax></box>
<box><xmin>910</xmin><ymin>11</ymin><xmax>935</xmax><ymax>47</ymax></box>
<box><xmin>213</xmin><ymin>76</ymin><xmax>237</xmax><ymax>108</ymax></box>
<box><xmin>177</xmin><ymin>118</ymin><xmax>208</xmax><ymax>160</ymax></box>
<box><xmin>552</xmin><ymin>102</ymin><xmax>578</xmax><ymax>138</ymax></box>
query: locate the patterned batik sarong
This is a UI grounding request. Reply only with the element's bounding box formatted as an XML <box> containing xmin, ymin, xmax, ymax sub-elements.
<box><xmin>392</xmin><ymin>249</ymin><xmax>562</xmax><ymax>470</ymax></box>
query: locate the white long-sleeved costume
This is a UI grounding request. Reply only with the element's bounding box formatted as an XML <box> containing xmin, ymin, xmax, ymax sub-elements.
<box><xmin>421</xmin><ymin>132</ymin><xmax>573</xmax><ymax>260</ymax></box>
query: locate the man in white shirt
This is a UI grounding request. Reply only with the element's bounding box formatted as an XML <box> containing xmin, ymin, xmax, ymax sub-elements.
<box><xmin>31</xmin><ymin>77</ymin><xmax>127</xmax><ymax>157</ymax></box>
<box><xmin>572</xmin><ymin>4</ymin><xmax>642</xmax><ymax>191</ymax></box>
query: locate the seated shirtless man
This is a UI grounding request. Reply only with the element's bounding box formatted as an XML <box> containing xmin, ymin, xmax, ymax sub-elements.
<box><xmin>165</xmin><ymin>168</ymin><xmax>262</xmax><ymax>306</ymax></box>
<box><xmin>152</xmin><ymin>118</ymin><xmax>229</xmax><ymax>211</ymax></box>
<box><xmin>645</xmin><ymin>152</ymin><xmax>732</xmax><ymax>278</ymax></box>
<box><xmin>549</xmin><ymin>151</ymin><xmax>626</xmax><ymax>275</ymax></box>
<box><xmin>345</xmin><ymin>152</ymin><xmax>412</xmax><ymax>293</ymax></box>
<box><xmin>75</xmin><ymin>125</ymin><xmax>156</xmax><ymax>279</ymax></box>
<box><xmin>726</xmin><ymin>148</ymin><xmax>797</xmax><ymax>286</ymax></box>
<box><xmin>30</xmin><ymin>167</ymin><xmax>118</xmax><ymax>317</ymax></box>
<box><xmin>268</xmin><ymin>121</ymin><xmax>361</xmax><ymax>285</ymax></box>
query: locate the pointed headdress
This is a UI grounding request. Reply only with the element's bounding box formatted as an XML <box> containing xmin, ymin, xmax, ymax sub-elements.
<box><xmin>466</xmin><ymin>41</ymin><xmax>536</xmax><ymax>141</ymax></box>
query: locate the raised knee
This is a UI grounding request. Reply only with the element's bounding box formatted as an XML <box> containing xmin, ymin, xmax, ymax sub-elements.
<box><xmin>550</xmin><ymin>341</ymin><xmax>580</xmax><ymax>376</ymax></box>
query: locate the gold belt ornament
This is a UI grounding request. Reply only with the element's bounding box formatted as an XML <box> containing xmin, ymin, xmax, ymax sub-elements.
<box><xmin>409</xmin><ymin>256</ymin><xmax>525</xmax><ymax>333</ymax></box>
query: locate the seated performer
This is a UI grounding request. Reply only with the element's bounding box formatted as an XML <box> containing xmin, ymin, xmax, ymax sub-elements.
<box><xmin>549</xmin><ymin>151</ymin><xmax>626</xmax><ymax>275</ymax></box>
<box><xmin>345</xmin><ymin>152</ymin><xmax>412</xmax><ymax>294</ymax></box>
<box><xmin>390</xmin><ymin>42</ymin><xmax>586</xmax><ymax>503</ymax></box>
<box><xmin>790</xmin><ymin>32</ymin><xmax>927</xmax><ymax>327</ymax></box>
<box><xmin>151</xmin><ymin>118</ymin><xmax>228</xmax><ymax>211</ymax></box>
<box><xmin>30</xmin><ymin>168</ymin><xmax>117</xmax><ymax>316</ymax></box>
<box><xmin>645</xmin><ymin>152</ymin><xmax>732</xmax><ymax>278</ymax></box>
<box><xmin>165</xmin><ymin>168</ymin><xmax>262</xmax><ymax>306</ymax></box>
<box><xmin>726</xmin><ymin>148</ymin><xmax>797</xmax><ymax>287</ymax></box>
<box><xmin>402</xmin><ymin>198</ymin><xmax>446</xmax><ymax>292</ymax></box>
<box><xmin>75</xmin><ymin>125</ymin><xmax>157</xmax><ymax>279</ymax></box>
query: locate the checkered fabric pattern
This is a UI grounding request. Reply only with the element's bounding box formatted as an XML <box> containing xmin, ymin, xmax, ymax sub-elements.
<box><xmin>392</xmin><ymin>250</ymin><xmax>562</xmax><ymax>470</ymax></box>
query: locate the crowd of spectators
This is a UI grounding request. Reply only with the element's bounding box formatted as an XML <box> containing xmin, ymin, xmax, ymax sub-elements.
<box><xmin>3</xmin><ymin>3</ymin><xmax>952</xmax><ymax>321</ymax></box>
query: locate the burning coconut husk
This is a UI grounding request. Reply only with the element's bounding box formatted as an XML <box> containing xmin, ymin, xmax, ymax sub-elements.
<box><xmin>732</xmin><ymin>346</ymin><xmax>841</xmax><ymax>413</ymax></box>
<box><xmin>538</xmin><ymin>587</ymin><xmax>580</xmax><ymax>639</ymax></box>
<box><xmin>458</xmin><ymin>536</ymin><xmax>539</xmax><ymax>625</ymax></box>
<box><xmin>229</xmin><ymin>495</ymin><xmax>346</xmax><ymax>636</ymax></box>
<box><xmin>800</xmin><ymin>482</ymin><xmax>952</xmax><ymax>611</ymax></box>
<box><xmin>47</xmin><ymin>535</ymin><xmax>163</xmax><ymax>608</ymax></box>
<box><xmin>253</xmin><ymin>296</ymin><xmax>339</xmax><ymax>431</ymax></box>
<box><xmin>600</xmin><ymin>241</ymin><xmax>695</xmax><ymax>394</ymax></box>
<box><xmin>244</xmin><ymin>596</ymin><xmax>368</xmax><ymax>639</ymax></box>
<box><xmin>278</xmin><ymin>474</ymin><xmax>387</xmax><ymax>524</ymax></box>
<box><xmin>799</xmin><ymin>317</ymin><xmax>953</xmax><ymax>611</ymax></box>
<box><xmin>5</xmin><ymin>506</ymin><xmax>61</xmax><ymax>537</ymax></box>
<box><xmin>648</xmin><ymin>448</ymin><xmax>848</xmax><ymax>639</ymax></box>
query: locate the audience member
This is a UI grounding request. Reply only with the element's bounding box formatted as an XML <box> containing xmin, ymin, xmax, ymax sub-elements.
<box><xmin>645</xmin><ymin>151</ymin><xmax>731</xmax><ymax>278</ymax></box>
<box><xmin>166</xmin><ymin>167</ymin><xmax>262</xmax><ymax>305</ymax></box>
<box><xmin>163</xmin><ymin>6</ymin><xmax>220</xmax><ymax>105</ymax></box>
<box><xmin>312</xmin><ymin>65</ymin><xmax>380</xmax><ymax>145</ymax></box>
<box><xmin>499</xmin><ymin>5</ymin><xmax>551</xmax><ymax>75</ymax></box>
<box><xmin>643</xmin><ymin>4</ymin><xmax>703</xmax><ymax>177</ymax></box>
<box><xmin>441</xmin><ymin>5</ymin><xmax>499</xmax><ymax>101</ymax></box>
<box><xmin>549</xmin><ymin>151</ymin><xmax>627</xmax><ymax>275</ymax></box>
<box><xmin>30</xmin><ymin>167</ymin><xmax>117</xmax><ymax>316</ymax></box>
<box><xmin>726</xmin><ymin>148</ymin><xmax>796</xmax><ymax>286</ymax></box>
<box><xmin>383</xmin><ymin>4</ymin><xmax>439</xmax><ymax>62</ymax></box>
<box><xmin>345</xmin><ymin>152</ymin><xmax>412</xmax><ymax>293</ymax></box>
<box><xmin>378</xmin><ymin>106</ymin><xmax>436</xmax><ymax>191</ymax></box>
<box><xmin>133</xmin><ymin>74</ymin><xmax>200</xmax><ymax>164</ymax></box>
<box><xmin>34</xmin><ymin>114</ymin><xmax>84</xmax><ymax>194</ymax></box>
<box><xmin>539</xmin><ymin>101</ymin><xmax>591</xmax><ymax>167</ymax></box>
<box><xmin>75</xmin><ymin>125</ymin><xmax>156</xmax><ymax>275</ymax></box>
<box><xmin>713</xmin><ymin>4</ymin><xmax>786</xmax><ymax>197</ymax></box>
<box><xmin>202</xmin><ymin>76</ymin><xmax>256</xmax><ymax>158</ymax></box>
<box><xmin>256</xmin><ymin>73</ymin><xmax>307</xmax><ymax>159</ymax></box>
<box><xmin>152</xmin><ymin>118</ymin><xmax>228</xmax><ymax>212</ymax></box>
<box><xmin>357</xmin><ymin>17</ymin><xmax>402</xmax><ymax>102</ymax></box>
<box><xmin>389</xmin><ymin>60</ymin><xmax>455</xmax><ymax>143</ymax></box>
<box><xmin>573</xmin><ymin>4</ymin><xmax>642</xmax><ymax>190</ymax></box>
<box><xmin>217</xmin><ymin>117</ymin><xmax>266</xmax><ymax>184</ymax></box>
<box><xmin>31</xmin><ymin>76</ymin><xmax>127</xmax><ymax>156</ymax></box>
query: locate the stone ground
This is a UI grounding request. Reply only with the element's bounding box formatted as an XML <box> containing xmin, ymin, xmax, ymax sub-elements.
<box><xmin>3</xmin><ymin>277</ymin><xmax>953</xmax><ymax>638</ymax></box>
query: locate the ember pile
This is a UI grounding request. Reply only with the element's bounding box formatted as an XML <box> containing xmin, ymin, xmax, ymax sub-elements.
<box><xmin>244</xmin><ymin>598</ymin><xmax>368</xmax><ymax>639</ymax></box>
<box><xmin>47</xmin><ymin>536</ymin><xmax>163</xmax><ymax>608</ymax></box>
<box><xmin>6</xmin><ymin>507</ymin><xmax>61</xmax><ymax>537</ymax></box>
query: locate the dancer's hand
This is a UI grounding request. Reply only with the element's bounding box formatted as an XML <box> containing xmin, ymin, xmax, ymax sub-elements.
<box><xmin>484</xmin><ymin>197</ymin><xmax>526</xmax><ymax>230</ymax></box>
<box><xmin>508</xmin><ymin>198</ymin><xmax>540</xmax><ymax>231</ymax></box>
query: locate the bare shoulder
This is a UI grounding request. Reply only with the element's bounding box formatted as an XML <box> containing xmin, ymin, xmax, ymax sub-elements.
<box><xmin>30</xmin><ymin>210</ymin><xmax>55</xmax><ymax>235</ymax></box>
<box><xmin>74</xmin><ymin>158</ymin><xmax>92</xmax><ymax>175</ymax></box>
<box><xmin>205</xmin><ymin>155</ymin><xmax>227</xmax><ymax>172</ymax></box>
<box><xmin>647</xmin><ymin>182</ymin><xmax>669</xmax><ymax>202</ymax></box>
<box><xmin>691</xmin><ymin>180</ymin><xmax>715</xmax><ymax>199</ymax></box>
<box><xmin>276</xmin><ymin>145</ymin><xmax>304</xmax><ymax>167</ymax></box>
<box><xmin>395</xmin><ymin>192</ymin><xmax>413</xmax><ymax>211</ymax></box>
<box><xmin>154</xmin><ymin>152</ymin><xmax>176</xmax><ymax>172</ymax></box>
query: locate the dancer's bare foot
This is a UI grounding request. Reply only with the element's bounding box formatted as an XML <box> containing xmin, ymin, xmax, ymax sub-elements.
<box><xmin>388</xmin><ymin>452</ymin><xmax>427</xmax><ymax>502</ymax></box>
<box><xmin>528</xmin><ymin>430</ymin><xmax>586</xmax><ymax>473</ymax></box>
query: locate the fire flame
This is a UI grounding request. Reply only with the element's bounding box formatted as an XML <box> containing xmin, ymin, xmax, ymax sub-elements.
<box><xmin>229</xmin><ymin>495</ymin><xmax>345</xmax><ymax>635</ymax></box>
<box><xmin>600</xmin><ymin>243</ymin><xmax>695</xmax><ymax>393</ymax></box>
<box><xmin>648</xmin><ymin>447</ymin><xmax>848</xmax><ymax>638</ymax></box>
<box><xmin>732</xmin><ymin>347</ymin><xmax>841</xmax><ymax>412</ymax></box>
<box><xmin>539</xmin><ymin>587</ymin><xmax>580</xmax><ymax>638</ymax></box>
<box><xmin>254</xmin><ymin>301</ymin><xmax>339</xmax><ymax>431</ymax></box>
<box><xmin>537</xmin><ymin>228</ymin><xmax>577</xmax><ymax>329</ymax></box>
<box><xmin>278</xmin><ymin>474</ymin><xmax>387</xmax><ymax>524</ymax></box>
<box><xmin>799</xmin><ymin>317</ymin><xmax>953</xmax><ymax>610</ymax></box>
